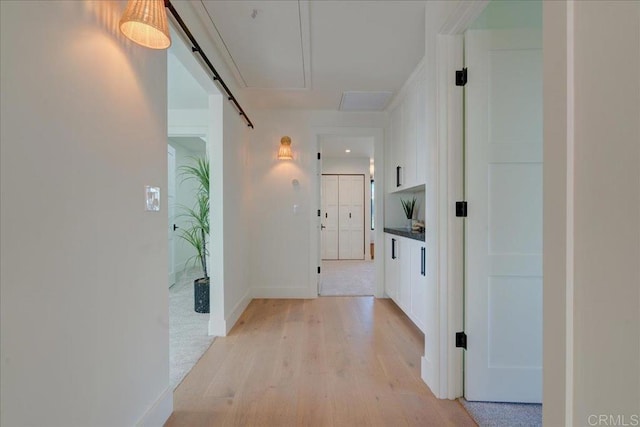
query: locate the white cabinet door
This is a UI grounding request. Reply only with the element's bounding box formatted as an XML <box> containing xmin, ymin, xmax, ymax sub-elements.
<box><xmin>386</xmin><ymin>64</ymin><xmax>427</xmax><ymax>192</ymax></box>
<box><xmin>465</xmin><ymin>29</ymin><xmax>542</xmax><ymax>403</ymax></box>
<box><xmin>338</xmin><ymin>175</ymin><xmax>365</xmax><ymax>260</ymax></box>
<box><xmin>389</xmin><ymin>105</ymin><xmax>404</xmax><ymax>191</ymax></box>
<box><xmin>415</xmin><ymin>73</ymin><xmax>427</xmax><ymax>185</ymax></box>
<box><xmin>321</xmin><ymin>175</ymin><xmax>339</xmax><ymax>260</ymax></box>
<box><xmin>398</xmin><ymin>238</ymin><xmax>412</xmax><ymax>313</ymax></box>
<box><xmin>409</xmin><ymin>240</ymin><xmax>427</xmax><ymax>333</ymax></box>
<box><xmin>384</xmin><ymin>235</ymin><xmax>399</xmax><ymax>301</ymax></box>
<box><xmin>385</xmin><ymin>234</ymin><xmax>427</xmax><ymax>334</ymax></box>
<box><xmin>402</xmin><ymin>80</ymin><xmax>418</xmax><ymax>189</ymax></box>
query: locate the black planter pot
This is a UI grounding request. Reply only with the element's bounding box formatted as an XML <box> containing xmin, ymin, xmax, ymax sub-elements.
<box><xmin>194</xmin><ymin>277</ymin><xmax>210</xmax><ymax>313</ymax></box>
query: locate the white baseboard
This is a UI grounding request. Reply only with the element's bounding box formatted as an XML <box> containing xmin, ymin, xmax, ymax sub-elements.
<box><xmin>208</xmin><ymin>289</ymin><xmax>252</xmax><ymax>336</ymax></box>
<box><xmin>224</xmin><ymin>289</ymin><xmax>251</xmax><ymax>334</ymax></box>
<box><xmin>136</xmin><ymin>387</ymin><xmax>173</xmax><ymax>427</ymax></box>
<box><xmin>208</xmin><ymin>314</ymin><xmax>226</xmax><ymax>337</ymax></box>
<box><xmin>208</xmin><ymin>287</ymin><xmax>316</xmax><ymax>336</ymax></box>
<box><xmin>251</xmin><ymin>286</ymin><xmax>317</xmax><ymax>299</ymax></box>
<box><xmin>422</xmin><ymin>356</ymin><xmax>442</xmax><ymax>398</ymax></box>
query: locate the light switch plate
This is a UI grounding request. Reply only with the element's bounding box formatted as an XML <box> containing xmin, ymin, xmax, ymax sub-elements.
<box><xmin>145</xmin><ymin>186</ymin><xmax>160</xmax><ymax>212</ymax></box>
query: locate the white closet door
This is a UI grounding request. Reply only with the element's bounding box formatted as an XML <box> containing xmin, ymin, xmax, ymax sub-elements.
<box><xmin>465</xmin><ymin>29</ymin><xmax>542</xmax><ymax>403</ymax></box>
<box><xmin>338</xmin><ymin>175</ymin><xmax>364</xmax><ymax>260</ymax></box>
<box><xmin>321</xmin><ymin>175</ymin><xmax>339</xmax><ymax>260</ymax></box>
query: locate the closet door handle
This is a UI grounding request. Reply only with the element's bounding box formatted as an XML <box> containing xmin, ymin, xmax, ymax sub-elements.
<box><xmin>392</xmin><ymin>239</ymin><xmax>397</xmax><ymax>260</ymax></box>
<box><xmin>396</xmin><ymin>166</ymin><xmax>401</xmax><ymax>187</ymax></box>
<box><xmin>349</xmin><ymin>212</ymin><xmax>352</xmax><ymax>219</ymax></box>
<box><xmin>421</xmin><ymin>247</ymin><xmax>425</xmax><ymax>276</ymax></box>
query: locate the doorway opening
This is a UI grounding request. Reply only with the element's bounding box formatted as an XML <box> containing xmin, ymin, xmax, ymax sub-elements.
<box><xmin>166</xmin><ymin>26</ymin><xmax>223</xmax><ymax>389</ymax></box>
<box><xmin>318</xmin><ymin>136</ymin><xmax>375</xmax><ymax>297</ymax></box>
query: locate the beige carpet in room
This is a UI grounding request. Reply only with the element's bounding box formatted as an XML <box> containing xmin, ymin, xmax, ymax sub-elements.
<box><xmin>320</xmin><ymin>260</ymin><xmax>375</xmax><ymax>296</ymax></box>
<box><xmin>169</xmin><ymin>266</ymin><xmax>215</xmax><ymax>389</ymax></box>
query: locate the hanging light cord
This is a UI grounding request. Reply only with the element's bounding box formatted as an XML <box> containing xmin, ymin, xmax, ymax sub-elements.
<box><xmin>165</xmin><ymin>0</ymin><xmax>254</xmax><ymax>129</ymax></box>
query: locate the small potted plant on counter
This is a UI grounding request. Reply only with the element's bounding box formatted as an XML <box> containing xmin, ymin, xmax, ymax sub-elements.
<box><xmin>178</xmin><ymin>157</ymin><xmax>210</xmax><ymax>313</ymax></box>
<box><xmin>401</xmin><ymin>196</ymin><xmax>417</xmax><ymax>231</ymax></box>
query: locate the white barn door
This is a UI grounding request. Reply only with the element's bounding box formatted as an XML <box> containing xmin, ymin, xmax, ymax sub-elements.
<box><xmin>465</xmin><ymin>29</ymin><xmax>543</xmax><ymax>403</ymax></box>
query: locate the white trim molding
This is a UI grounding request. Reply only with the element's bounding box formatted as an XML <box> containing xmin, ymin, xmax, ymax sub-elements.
<box><xmin>135</xmin><ymin>387</ymin><xmax>173</xmax><ymax>427</ymax></box>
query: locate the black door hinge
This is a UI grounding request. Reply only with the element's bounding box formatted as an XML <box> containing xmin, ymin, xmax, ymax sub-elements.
<box><xmin>456</xmin><ymin>68</ymin><xmax>467</xmax><ymax>86</ymax></box>
<box><xmin>317</xmin><ymin>152</ymin><xmax>321</xmax><ymax>160</ymax></box>
<box><xmin>456</xmin><ymin>201</ymin><xmax>468</xmax><ymax>217</ymax></box>
<box><xmin>456</xmin><ymin>332</ymin><xmax>467</xmax><ymax>349</ymax></box>
<box><xmin>317</xmin><ymin>266</ymin><xmax>321</xmax><ymax>274</ymax></box>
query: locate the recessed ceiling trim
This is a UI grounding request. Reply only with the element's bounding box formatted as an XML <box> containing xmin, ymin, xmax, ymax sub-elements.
<box><xmin>197</xmin><ymin>0</ymin><xmax>311</xmax><ymax>91</ymax></box>
<box><xmin>299</xmin><ymin>0</ymin><xmax>312</xmax><ymax>89</ymax></box>
<box><xmin>194</xmin><ymin>0</ymin><xmax>248</xmax><ymax>88</ymax></box>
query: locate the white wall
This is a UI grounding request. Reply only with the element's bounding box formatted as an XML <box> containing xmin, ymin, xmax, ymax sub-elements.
<box><xmin>544</xmin><ymin>1</ymin><xmax>640</xmax><ymax>425</ymax></box>
<box><xmin>248</xmin><ymin>110</ymin><xmax>385</xmax><ymax>298</ymax></box>
<box><xmin>219</xmin><ymin>97</ymin><xmax>253</xmax><ymax>333</ymax></box>
<box><xmin>322</xmin><ymin>156</ymin><xmax>373</xmax><ymax>256</ymax></box>
<box><xmin>0</xmin><ymin>1</ymin><xmax>171</xmax><ymax>425</ymax></box>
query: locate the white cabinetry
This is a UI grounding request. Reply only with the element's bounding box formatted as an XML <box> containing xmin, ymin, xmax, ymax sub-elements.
<box><xmin>409</xmin><ymin>240</ymin><xmax>427</xmax><ymax>332</ymax></box>
<box><xmin>399</xmin><ymin>238</ymin><xmax>412</xmax><ymax>312</ymax></box>
<box><xmin>386</xmin><ymin>63</ymin><xmax>427</xmax><ymax>192</ymax></box>
<box><xmin>384</xmin><ymin>234</ymin><xmax>400</xmax><ymax>301</ymax></box>
<box><xmin>415</xmin><ymin>75</ymin><xmax>427</xmax><ymax>186</ymax></box>
<box><xmin>384</xmin><ymin>233</ymin><xmax>426</xmax><ymax>333</ymax></box>
<box><xmin>387</xmin><ymin>105</ymin><xmax>404</xmax><ymax>192</ymax></box>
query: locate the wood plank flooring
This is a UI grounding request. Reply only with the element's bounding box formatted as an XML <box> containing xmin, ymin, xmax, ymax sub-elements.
<box><xmin>165</xmin><ymin>297</ymin><xmax>477</xmax><ymax>427</ymax></box>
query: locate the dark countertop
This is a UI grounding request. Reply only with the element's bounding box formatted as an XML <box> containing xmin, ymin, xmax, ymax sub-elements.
<box><xmin>384</xmin><ymin>227</ymin><xmax>425</xmax><ymax>242</ymax></box>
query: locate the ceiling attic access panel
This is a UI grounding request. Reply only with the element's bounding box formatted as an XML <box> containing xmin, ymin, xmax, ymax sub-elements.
<box><xmin>201</xmin><ymin>0</ymin><xmax>310</xmax><ymax>90</ymax></box>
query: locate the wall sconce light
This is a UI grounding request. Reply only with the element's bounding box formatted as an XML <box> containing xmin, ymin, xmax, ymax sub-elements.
<box><xmin>278</xmin><ymin>136</ymin><xmax>293</xmax><ymax>160</ymax></box>
<box><xmin>119</xmin><ymin>0</ymin><xmax>171</xmax><ymax>49</ymax></box>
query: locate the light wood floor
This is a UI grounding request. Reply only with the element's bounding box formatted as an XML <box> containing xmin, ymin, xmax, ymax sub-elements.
<box><xmin>165</xmin><ymin>297</ymin><xmax>477</xmax><ymax>427</ymax></box>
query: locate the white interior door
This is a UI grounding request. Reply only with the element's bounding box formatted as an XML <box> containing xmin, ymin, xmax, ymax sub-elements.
<box><xmin>465</xmin><ymin>29</ymin><xmax>542</xmax><ymax>403</ymax></box>
<box><xmin>168</xmin><ymin>144</ymin><xmax>176</xmax><ymax>287</ymax></box>
<box><xmin>338</xmin><ymin>175</ymin><xmax>364</xmax><ymax>260</ymax></box>
<box><xmin>321</xmin><ymin>175</ymin><xmax>339</xmax><ymax>260</ymax></box>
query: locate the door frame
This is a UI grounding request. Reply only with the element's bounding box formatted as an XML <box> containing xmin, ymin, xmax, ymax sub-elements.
<box><xmin>167</xmin><ymin>144</ymin><xmax>177</xmax><ymax>287</ymax></box>
<box><xmin>310</xmin><ymin>128</ymin><xmax>385</xmax><ymax>298</ymax></box>
<box><xmin>428</xmin><ymin>1</ymin><xmax>489</xmax><ymax>399</ymax></box>
<box><xmin>167</xmin><ymin>19</ymin><xmax>224</xmax><ymax>336</ymax></box>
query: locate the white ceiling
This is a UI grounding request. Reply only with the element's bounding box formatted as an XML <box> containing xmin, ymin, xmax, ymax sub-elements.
<box><xmin>195</xmin><ymin>0</ymin><xmax>426</xmax><ymax>110</ymax></box>
<box><xmin>320</xmin><ymin>135</ymin><xmax>374</xmax><ymax>159</ymax></box>
<box><xmin>168</xmin><ymin>137</ymin><xmax>207</xmax><ymax>154</ymax></box>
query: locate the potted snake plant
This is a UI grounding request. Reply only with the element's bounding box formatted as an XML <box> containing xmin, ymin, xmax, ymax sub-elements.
<box><xmin>401</xmin><ymin>196</ymin><xmax>417</xmax><ymax>230</ymax></box>
<box><xmin>178</xmin><ymin>157</ymin><xmax>210</xmax><ymax>313</ymax></box>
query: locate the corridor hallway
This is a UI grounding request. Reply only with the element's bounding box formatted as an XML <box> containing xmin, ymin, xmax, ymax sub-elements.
<box><xmin>165</xmin><ymin>297</ymin><xmax>476</xmax><ymax>426</ymax></box>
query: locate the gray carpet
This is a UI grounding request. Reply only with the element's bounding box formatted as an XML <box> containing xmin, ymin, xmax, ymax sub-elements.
<box><xmin>169</xmin><ymin>266</ymin><xmax>215</xmax><ymax>389</ymax></box>
<box><xmin>460</xmin><ymin>399</ymin><xmax>542</xmax><ymax>427</ymax></box>
<box><xmin>320</xmin><ymin>260</ymin><xmax>375</xmax><ymax>296</ymax></box>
